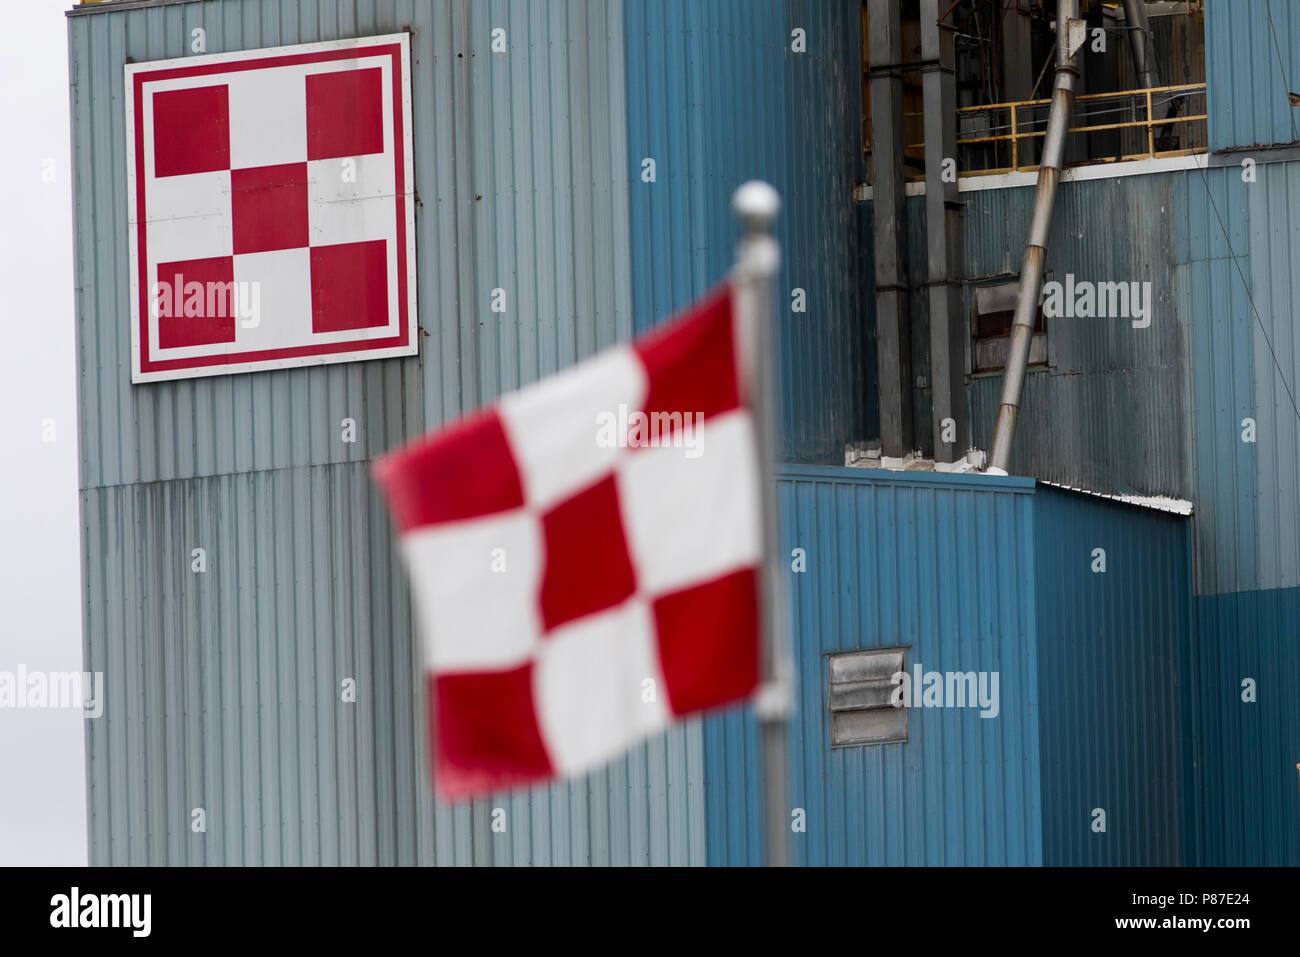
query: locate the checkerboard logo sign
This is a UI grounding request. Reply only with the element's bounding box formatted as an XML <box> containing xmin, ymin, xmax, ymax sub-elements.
<box><xmin>124</xmin><ymin>34</ymin><xmax>417</xmax><ymax>383</ymax></box>
<box><xmin>373</xmin><ymin>286</ymin><xmax>763</xmax><ymax>799</ymax></box>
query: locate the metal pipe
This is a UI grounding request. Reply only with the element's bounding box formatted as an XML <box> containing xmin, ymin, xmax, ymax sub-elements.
<box><xmin>1122</xmin><ymin>0</ymin><xmax>1160</xmax><ymax>91</ymax></box>
<box><xmin>922</xmin><ymin>0</ymin><xmax>967</xmax><ymax>463</ymax></box>
<box><xmin>987</xmin><ymin>0</ymin><xmax>1081</xmax><ymax>475</ymax></box>
<box><xmin>869</xmin><ymin>0</ymin><xmax>914</xmax><ymax>460</ymax></box>
<box><xmin>732</xmin><ymin>181</ymin><xmax>791</xmax><ymax>867</ymax></box>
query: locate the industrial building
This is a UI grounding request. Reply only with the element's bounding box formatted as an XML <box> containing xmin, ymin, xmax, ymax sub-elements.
<box><xmin>68</xmin><ymin>0</ymin><xmax>1297</xmax><ymax>864</ymax></box>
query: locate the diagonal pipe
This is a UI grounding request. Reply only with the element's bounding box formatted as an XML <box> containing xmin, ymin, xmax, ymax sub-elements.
<box><xmin>987</xmin><ymin>0</ymin><xmax>1081</xmax><ymax>475</ymax></box>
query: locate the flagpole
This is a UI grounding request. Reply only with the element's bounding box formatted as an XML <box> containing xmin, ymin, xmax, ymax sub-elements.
<box><xmin>732</xmin><ymin>181</ymin><xmax>791</xmax><ymax>867</ymax></box>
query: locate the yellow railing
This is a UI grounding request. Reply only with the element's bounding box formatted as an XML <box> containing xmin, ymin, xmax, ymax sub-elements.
<box><xmin>951</xmin><ymin>82</ymin><xmax>1207</xmax><ymax>175</ymax></box>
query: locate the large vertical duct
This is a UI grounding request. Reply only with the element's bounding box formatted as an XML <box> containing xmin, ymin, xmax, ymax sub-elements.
<box><xmin>1122</xmin><ymin>0</ymin><xmax>1160</xmax><ymax>91</ymax></box>
<box><xmin>921</xmin><ymin>0</ymin><xmax>966</xmax><ymax>464</ymax></box>
<box><xmin>1002</xmin><ymin>0</ymin><xmax>1034</xmax><ymax>100</ymax></box>
<box><xmin>868</xmin><ymin>0</ymin><xmax>913</xmax><ymax>461</ymax></box>
<box><xmin>987</xmin><ymin>1</ymin><xmax>1084</xmax><ymax>475</ymax></box>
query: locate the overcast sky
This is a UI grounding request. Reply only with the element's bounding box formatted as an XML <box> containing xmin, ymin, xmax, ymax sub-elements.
<box><xmin>0</xmin><ymin>1</ymin><xmax>87</xmax><ymax>866</ymax></box>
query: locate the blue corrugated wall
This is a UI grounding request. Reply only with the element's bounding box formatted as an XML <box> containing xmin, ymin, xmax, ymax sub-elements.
<box><xmin>622</xmin><ymin>0</ymin><xmax>870</xmax><ymax>464</ymax></box>
<box><xmin>1205</xmin><ymin>0</ymin><xmax>1300</xmax><ymax>152</ymax></box>
<box><xmin>702</xmin><ymin>471</ymin><xmax>1201</xmax><ymax>866</ymax></box>
<box><xmin>1180</xmin><ymin>6</ymin><xmax>1300</xmax><ymax>859</ymax></box>
<box><xmin>1184</xmin><ymin>587</ymin><xmax>1300</xmax><ymax>865</ymax></box>
<box><xmin>706</xmin><ymin>467</ymin><xmax>1044</xmax><ymax>866</ymax></box>
<box><xmin>1033</xmin><ymin>488</ymin><xmax>1191</xmax><ymax>866</ymax></box>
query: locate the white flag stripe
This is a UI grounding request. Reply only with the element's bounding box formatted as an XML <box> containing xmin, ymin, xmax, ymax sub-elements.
<box><xmin>616</xmin><ymin>409</ymin><xmax>763</xmax><ymax>596</ymax></box>
<box><xmin>401</xmin><ymin>509</ymin><xmax>543</xmax><ymax>672</ymax></box>
<box><xmin>533</xmin><ymin>599</ymin><xmax>671</xmax><ymax>775</ymax></box>
<box><xmin>499</xmin><ymin>346</ymin><xmax>649</xmax><ymax>510</ymax></box>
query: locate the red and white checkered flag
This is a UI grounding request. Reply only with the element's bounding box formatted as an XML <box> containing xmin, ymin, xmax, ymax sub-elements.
<box><xmin>373</xmin><ymin>285</ymin><xmax>763</xmax><ymax>798</ymax></box>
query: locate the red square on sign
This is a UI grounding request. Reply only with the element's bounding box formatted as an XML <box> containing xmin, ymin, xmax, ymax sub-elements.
<box><xmin>306</xmin><ymin>68</ymin><xmax>385</xmax><ymax>160</ymax></box>
<box><xmin>231</xmin><ymin>162</ymin><xmax>309</xmax><ymax>254</ymax></box>
<box><xmin>310</xmin><ymin>240</ymin><xmax>390</xmax><ymax>333</ymax></box>
<box><xmin>152</xmin><ymin>85</ymin><xmax>230</xmax><ymax>178</ymax></box>
<box><xmin>155</xmin><ymin>256</ymin><xmax>237</xmax><ymax>349</ymax></box>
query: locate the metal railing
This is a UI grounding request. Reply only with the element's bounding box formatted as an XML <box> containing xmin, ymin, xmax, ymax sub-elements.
<box><xmin>951</xmin><ymin>82</ymin><xmax>1207</xmax><ymax>175</ymax></box>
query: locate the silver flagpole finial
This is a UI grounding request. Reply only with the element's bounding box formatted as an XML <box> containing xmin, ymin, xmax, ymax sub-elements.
<box><xmin>732</xmin><ymin>179</ymin><xmax>781</xmax><ymax>229</ymax></box>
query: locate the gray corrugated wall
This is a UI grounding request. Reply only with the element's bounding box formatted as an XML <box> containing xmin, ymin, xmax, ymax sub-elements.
<box><xmin>961</xmin><ymin>173</ymin><xmax>1192</xmax><ymax>500</ymax></box>
<box><xmin>71</xmin><ymin>0</ymin><xmax>706</xmax><ymax>865</ymax></box>
<box><xmin>1177</xmin><ymin>158</ymin><xmax>1300</xmax><ymax>596</ymax></box>
<box><xmin>944</xmin><ymin>159</ymin><xmax>1300</xmax><ymax>596</ymax></box>
<box><xmin>1243</xmin><ymin>160</ymin><xmax>1300</xmax><ymax>593</ymax></box>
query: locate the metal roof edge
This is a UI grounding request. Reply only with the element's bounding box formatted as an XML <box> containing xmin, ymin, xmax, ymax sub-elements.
<box><xmin>1036</xmin><ymin>479</ymin><xmax>1195</xmax><ymax>516</ymax></box>
<box><xmin>776</xmin><ymin>462</ymin><xmax>1036</xmax><ymax>494</ymax></box>
<box><xmin>68</xmin><ymin>0</ymin><xmax>203</xmax><ymax>18</ymax></box>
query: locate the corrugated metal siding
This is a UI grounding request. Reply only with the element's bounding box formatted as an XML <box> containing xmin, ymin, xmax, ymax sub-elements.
<box><xmin>1183</xmin><ymin>587</ymin><xmax>1300</xmax><ymax>865</ymax></box>
<box><xmin>961</xmin><ymin>173</ymin><xmax>1191</xmax><ymax>499</ymax></box>
<box><xmin>1205</xmin><ymin>0</ymin><xmax>1300</xmax><ymax>151</ymax></box>
<box><xmin>70</xmin><ymin>0</ymin><xmax>638</xmax><ymax>491</ymax></box>
<box><xmin>1244</xmin><ymin>161</ymin><xmax>1300</xmax><ymax>592</ymax></box>
<box><xmin>1177</xmin><ymin>165</ymin><xmax>1258</xmax><ymax>596</ymax></box>
<box><xmin>953</xmin><ymin>159</ymin><xmax>1300</xmax><ymax>597</ymax></box>
<box><xmin>1177</xmin><ymin>159</ymin><xmax>1300</xmax><ymax>595</ymax></box>
<box><xmin>704</xmin><ymin>466</ymin><xmax>1043</xmax><ymax>866</ymax></box>
<box><xmin>622</xmin><ymin>0</ymin><xmax>870</xmax><ymax>464</ymax></box>
<box><xmin>81</xmin><ymin>463</ymin><xmax>706</xmax><ymax>865</ymax></box>
<box><xmin>1032</xmin><ymin>487</ymin><xmax>1190</xmax><ymax>866</ymax></box>
<box><xmin>71</xmin><ymin>0</ymin><xmax>706</xmax><ymax>866</ymax></box>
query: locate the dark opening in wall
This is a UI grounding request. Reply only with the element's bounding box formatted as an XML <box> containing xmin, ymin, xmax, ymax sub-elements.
<box><xmin>972</xmin><ymin>279</ymin><xmax>1046</xmax><ymax>374</ymax></box>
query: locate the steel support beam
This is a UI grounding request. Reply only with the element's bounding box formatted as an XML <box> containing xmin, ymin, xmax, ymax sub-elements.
<box><xmin>868</xmin><ymin>0</ymin><xmax>913</xmax><ymax>459</ymax></box>
<box><xmin>1001</xmin><ymin>0</ymin><xmax>1034</xmax><ymax>102</ymax></box>
<box><xmin>921</xmin><ymin>0</ymin><xmax>966</xmax><ymax>464</ymax></box>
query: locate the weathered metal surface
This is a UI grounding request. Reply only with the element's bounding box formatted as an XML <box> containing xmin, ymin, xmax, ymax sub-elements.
<box><xmin>70</xmin><ymin>0</ymin><xmax>711</xmax><ymax>867</ymax></box>
<box><xmin>989</xmin><ymin>1</ymin><xmax>1079</xmax><ymax>473</ymax></box>
<box><xmin>921</xmin><ymin>0</ymin><xmax>966</xmax><ymax>463</ymax></box>
<box><xmin>1204</xmin><ymin>0</ymin><xmax>1300</xmax><ymax>151</ymax></box>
